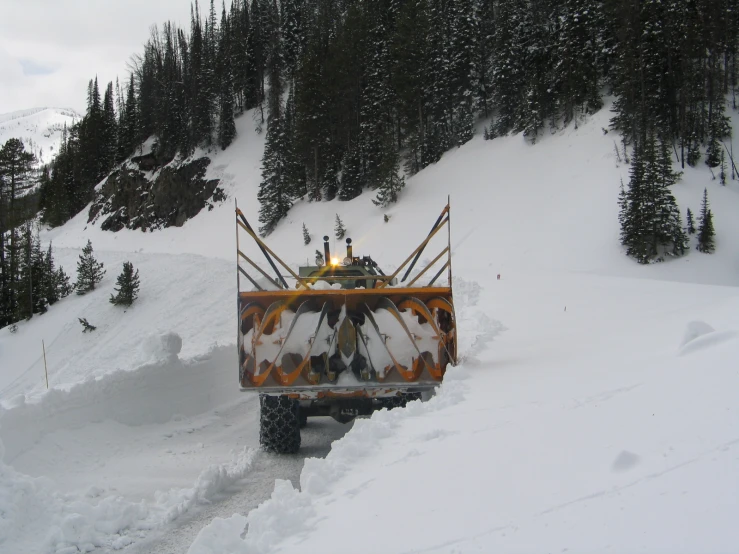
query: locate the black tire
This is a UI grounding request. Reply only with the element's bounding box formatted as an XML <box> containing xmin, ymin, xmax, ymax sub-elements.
<box><xmin>259</xmin><ymin>394</ymin><xmax>301</xmax><ymax>454</ymax></box>
<box><xmin>379</xmin><ymin>392</ymin><xmax>422</xmax><ymax>410</ymax></box>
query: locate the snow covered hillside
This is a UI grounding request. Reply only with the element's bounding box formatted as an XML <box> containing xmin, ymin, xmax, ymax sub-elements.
<box><xmin>0</xmin><ymin>107</ymin><xmax>81</xmax><ymax>166</ymax></box>
<box><xmin>1</xmin><ymin>99</ymin><xmax>738</xmax><ymax>553</ymax></box>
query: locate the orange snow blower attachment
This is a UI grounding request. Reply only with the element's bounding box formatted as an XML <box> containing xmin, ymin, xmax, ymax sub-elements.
<box><xmin>235</xmin><ymin>202</ymin><xmax>457</xmax><ymax>398</ymax></box>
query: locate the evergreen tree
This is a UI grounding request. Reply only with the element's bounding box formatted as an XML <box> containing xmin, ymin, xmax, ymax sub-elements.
<box><xmin>339</xmin><ymin>143</ymin><xmax>363</xmax><ymax>201</ymax></box>
<box><xmin>13</xmin><ymin>226</ymin><xmax>36</xmax><ymax>320</ymax></box>
<box><xmin>43</xmin><ymin>243</ymin><xmax>59</xmax><ymax>306</ymax></box>
<box><xmin>283</xmin><ymin>86</ymin><xmax>306</xmax><ymax>198</ymax></box>
<box><xmin>217</xmin><ymin>2</ymin><xmax>237</xmax><ymax>150</ymax></box>
<box><xmin>620</xmin><ymin>132</ymin><xmax>686</xmax><ymax>263</ymax></box>
<box><xmin>101</xmin><ymin>81</ymin><xmax>118</xmax><ymax>173</ymax></box>
<box><xmin>75</xmin><ymin>240</ymin><xmax>106</xmax><ymax>294</ymax></box>
<box><xmin>0</xmin><ymin>139</ymin><xmax>36</xmax><ymax>326</ymax></box>
<box><xmin>302</xmin><ymin>223</ymin><xmax>311</xmax><ymax>245</ymax></box>
<box><xmin>617</xmin><ymin>179</ymin><xmax>627</xmax><ymax>232</ymax></box>
<box><xmin>448</xmin><ymin>0</ymin><xmax>479</xmax><ymax>146</ymax></box>
<box><xmin>334</xmin><ymin>214</ymin><xmax>346</xmax><ymax>239</ymax></box>
<box><xmin>54</xmin><ymin>266</ymin><xmax>73</xmax><ymax>299</ymax></box>
<box><xmin>257</xmin><ymin>117</ymin><xmax>292</xmax><ymax>236</ymax></box>
<box><xmin>696</xmin><ymin>188</ymin><xmax>715</xmax><ymax>253</ymax></box>
<box><xmin>491</xmin><ymin>0</ymin><xmax>528</xmax><ymax>135</ymax></box>
<box><xmin>315</xmin><ymin>249</ymin><xmax>324</xmax><ymax>266</ymax></box>
<box><xmin>686</xmin><ymin>208</ymin><xmax>695</xmax><ymax>235</ymax></box>
<box><xmin>110</xmin><ymin>261</ymin><xmax>140</xmax><ymax>306</ymax></box>
<box><xmin>122</xmin><ymin>76</ymin><xmax>138</xmax><ymax>157</ymax></box>
<box><xmin>372</xmin><ymin>140</ymin><xmax>405</xmax><ymax>208</ymax></box>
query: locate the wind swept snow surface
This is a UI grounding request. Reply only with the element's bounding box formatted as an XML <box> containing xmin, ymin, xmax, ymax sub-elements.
<box><xmin>189</xmin><ymin>273</ymin><xmax>739</xmax><ymax>554</ymax></box>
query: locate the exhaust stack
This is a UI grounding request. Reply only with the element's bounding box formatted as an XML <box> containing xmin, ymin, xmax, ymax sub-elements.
<box><xmin>346</xmin><ymin>238</ymin><xmax>352</xmax><ymax>261</ymax></box>
<box><xmin>323</xmin><ymin>236</ymin><xmax>331</xmax><ymax>264</ymax></box>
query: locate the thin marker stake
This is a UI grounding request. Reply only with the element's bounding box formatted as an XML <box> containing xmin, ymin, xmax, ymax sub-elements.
<box><xmin>42</xmin><ymin>340</ymin><xmax>49</xmax><ymax>389</ymax></box>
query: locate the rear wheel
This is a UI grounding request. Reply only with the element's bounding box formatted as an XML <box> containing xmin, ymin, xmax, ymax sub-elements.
<box><xmin>379</xmin><ymin>392</ymin><xmax>422</xmax><ymax>410</ymax></box>
<box><xmin>259</xmin><ymin>395</ymin><xmax>301</xmax><ymax>454</ymax></box>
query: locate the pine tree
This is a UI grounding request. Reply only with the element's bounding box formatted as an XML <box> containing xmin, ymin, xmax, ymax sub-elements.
<box><xmin>257</xmin><ymin>117</ymin><xmax>292</xmax><ymax>236</ymax></box>
<box><xmin>334</xmin><ymin>214</ymin><xmax>346</xmax><ymax>239</ymax></box>
<box><xmin>620</xmin><ymin>132</ymin><xmax>686</xmax><ymax>263</ymax></box>
<box><xmin>448</xmin><ymin>0</ymin><xmax>479</xmax><ymax>146</ymax></box>
<box><xmin>720</xmin><ymin>151</ymin><xmax>727</xmax><ymax>185</ymax></box>
<box><xmin>101</xmin><ymin>81</ymin><xmax>118</xmax><ymax>173</ymax></box>
<box><xmin>315</xmin><ymin>249</ymin><xmax>324</xmax><ymax>266</ymax></box>
<box><xmin>372</xmin><ymin>133</ymin><xmax>405</xmax><ymax>208</ymax></box>
<box><xmin>110</xmin><ymin>261</ymin><xmax>140</xmax><ymax>306</ymax></box>
<box><xmin>686</xmin><ymin>208</ymin><xmax>695</xmax><ymax>234</ymax></box>
<box><xmin>43</xmin><ymin>243</ymin><xmax>59</xmax><ymax>306</ymax></box>
<box><xmin>696</xmin><ymin>188</ymin><xmax>715</xmax><ymax>253</ymax></box>
<box><xmin>217</xmin><ymin>2</ymin><xmax>237</xmax><ymax>150</ymax></box>
<box><xmin>54</xmin><ymin>266</ymin><xmax>73</xmax><ymax>299</ymax></box>
<box><xmin>339</xmin><ymin>144</ymin><xmax>363</xmax><ymax>201</ymax></box>
<box><xmin>75</xmin><ymin>240</ymin><xmax>106</xmax><ymax>295</ymax></box>
<box><xmin>617</xmin><ymin>179</ymin><xmax>627</xmax><ymax>233</ymax></box>
<box><xmin>302</xmin><ymin>223</ymin><xmax>311</xmax><ymax>245</ymax></box>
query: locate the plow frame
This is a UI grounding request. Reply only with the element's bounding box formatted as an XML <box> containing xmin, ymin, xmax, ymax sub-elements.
<box><xmin>235</xmin><ymin>201</ymin><xmax>457</xmax><ymax>399</ymax></box>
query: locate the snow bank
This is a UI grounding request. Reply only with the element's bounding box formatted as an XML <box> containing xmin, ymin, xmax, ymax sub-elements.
<box><xmin>0</xmin><ymin>341</ymin><xmax>264</xmax><ymax>552</ymax></box>
<box><xmin>0</xmin><ymin>344</ymin><xmax>240</xmax><ymax>461</ymax></box>
<box><xmin>0</xmin><ymin>250</ymin><xmax>235</xmax><ymax>402</ymax></box>
<box><xmin>0</xmin><ymin>439</ymin><xmax>256</xmax><ymax>553</ymax></box>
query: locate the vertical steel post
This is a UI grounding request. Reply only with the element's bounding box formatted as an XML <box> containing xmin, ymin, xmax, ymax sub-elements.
<box><xmin>235</xmin><ymin>199</ymin><xmax>241</xmax><ymax>294</ymax></box>
<box><xmin>235</xmin><ymin>199</ymin><xmax>241</xmax><ymax>365</ymax></box>
<box><xmin>447</xmin><ymin>195</ymin><xmax>452</xmax><ymax>287</ymax></box>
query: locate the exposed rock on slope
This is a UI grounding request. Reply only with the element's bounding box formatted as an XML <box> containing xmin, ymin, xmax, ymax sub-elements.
<box><xmin>88</xmin><ymin>156</ymin><xmax>225</xmax><ymax>232</ymax></box>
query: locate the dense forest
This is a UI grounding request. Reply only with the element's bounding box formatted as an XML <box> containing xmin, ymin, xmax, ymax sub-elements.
<box><xmin>22</xmin><ymin>0</ymin><xmax>739</xmax><ymax>236</ymax></box>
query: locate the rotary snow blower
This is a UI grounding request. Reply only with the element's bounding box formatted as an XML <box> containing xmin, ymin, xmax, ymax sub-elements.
<box><xmin>235</xmin><ymin>202</ymin><xmax>457</xmax><ymax>453</ymax></box>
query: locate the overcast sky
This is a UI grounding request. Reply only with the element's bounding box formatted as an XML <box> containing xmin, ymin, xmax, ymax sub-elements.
<box><xmin>1</xmin><ymin>0</ymin><xmax>195</xmax><ymax>114</ymax></box>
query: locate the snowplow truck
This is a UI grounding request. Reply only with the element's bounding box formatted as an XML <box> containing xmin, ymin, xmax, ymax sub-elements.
<box><xmin>236</xmin><ymin>202</ymin><xmax>457</xmax><ymax>454</ymax></box>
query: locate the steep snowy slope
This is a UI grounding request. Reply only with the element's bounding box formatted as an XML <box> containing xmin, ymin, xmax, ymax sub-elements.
<box><xmin>0</xmin><ymin>107</ymin><xmax>81</xmax><ymax>166</ymax></box>
<box><xmin>1</xmin><ymin>99</ymin><xmax>738</xmax><ymax>553</ymax></box>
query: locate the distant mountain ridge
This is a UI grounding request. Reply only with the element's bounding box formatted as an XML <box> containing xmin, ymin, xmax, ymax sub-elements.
<box><xmin>0</xmin><ymin>107</ymin><xmax>82</xmax><ymax>166</ymax></box>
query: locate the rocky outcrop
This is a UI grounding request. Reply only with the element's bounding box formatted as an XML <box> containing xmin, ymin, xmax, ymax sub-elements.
<box><xmin>88</xmin><ymin>156</ymin><xmax>225</xmax><ymax>232</ymax></box>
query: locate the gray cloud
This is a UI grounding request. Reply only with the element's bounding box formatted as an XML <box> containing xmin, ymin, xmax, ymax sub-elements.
<box><xmin>1</xmin><ymin>0</ymin><xmax>193</xmax><ymax>113</ymax></box>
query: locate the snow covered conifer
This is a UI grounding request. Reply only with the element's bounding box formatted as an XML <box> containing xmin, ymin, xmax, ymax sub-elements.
<box><xmin>75</xmin><ymin>240</ymin><xmax>105</xmax><ymax>295</ymax></box>
<box><xmin>620</xmin><ymin>132</ymin><xmax>686</xmax><ymax>263</ymax></box>
<box><xmin>302</xmin><ymin>223</ymin><xmax>311</xmax><ymax>245</ymax></box>
<box><xmin>257</xmin><ymin>117</ymin><xmax>292</xmax><ymax>236</ymax></box>
<box><xmin>110</xmin><ymin>261</ymin><xmax>140</xmax><ymax>306</ymax></box>
<box><xmin>372</xmin><ymin>139</ymin><xmax>405</xmax><ymax>208</ymax></box>
<box><xmin>55</xmin><ymin>266</ymin><xmax>73</xmax><ymax>299</ymax></box>
<box><xmin>334</xmin><ymin>214</ymin><xmax>346</xmax><ymax>239</ymax></box>
<box><xmin>696</xmin><ymin>188</ymin><xmax>715</xmax><ymax>253</ymax></box>
<box><xmin>617</xmin><ymin>179</ymin><xmax>627</xmax><ymax>233</ymax></box>
<box><xmin>686</xmin><ymin>208</ymin><xmax>695</xmax><ymax>235</ymax></box>
<box><xmin>315</xmin><ymin>250</ymin><xmax>324</xmax><ymax>266</ymax></box>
